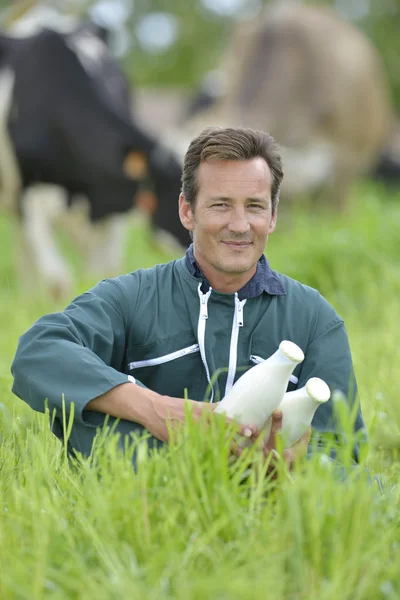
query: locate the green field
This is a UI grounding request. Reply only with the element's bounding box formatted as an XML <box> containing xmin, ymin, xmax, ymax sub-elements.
<box><xmin>1</xmin><ymin>183</ymin><xmax>400</xmax><ymax>599</ymax></box>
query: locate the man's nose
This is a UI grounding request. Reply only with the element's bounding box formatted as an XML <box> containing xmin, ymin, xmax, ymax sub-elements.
<box><xmin>228</xmin><ymin>208</ymin><xmax>250</xmax><ymax>234</ymax></box>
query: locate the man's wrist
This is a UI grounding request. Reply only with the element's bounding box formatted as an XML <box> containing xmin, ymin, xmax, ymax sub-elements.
<box><xmin>126</xmin><ymin>385</ymin><xmax>165</xmax><ymax>428</ymax></box>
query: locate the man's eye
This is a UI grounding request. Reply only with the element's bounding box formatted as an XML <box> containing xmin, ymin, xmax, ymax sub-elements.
<box><xmin>213</xmin><ymin>203</ymin><xmax>227</xmax><ymax>208</ymax></box>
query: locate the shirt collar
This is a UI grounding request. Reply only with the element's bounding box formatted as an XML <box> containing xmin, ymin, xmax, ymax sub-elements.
<box><xmin>184</xmin><ymin>243</ymin><xmax>286</xmax><ymax>299</ymax></box>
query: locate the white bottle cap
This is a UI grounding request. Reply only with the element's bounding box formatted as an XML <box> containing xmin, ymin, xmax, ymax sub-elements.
<box><xmin>279</xmin><ymin>340</ymin><xmax>305</xmax><ymax>364</ymax></box>
<box><xmin>305</xmin><ymin>377</ymin><xmax>331</xmax><ymax>403</ymax></box>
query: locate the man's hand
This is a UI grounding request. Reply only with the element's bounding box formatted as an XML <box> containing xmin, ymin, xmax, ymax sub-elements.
<box><xmin>262</xmin><ymin>409</ymin><xmax>311</xmax><ymax>472</ymax></box>
<box><xmin>142</xmin><ymin>393</ymin><xmax>260</xmax><ymax>450</ymax></box>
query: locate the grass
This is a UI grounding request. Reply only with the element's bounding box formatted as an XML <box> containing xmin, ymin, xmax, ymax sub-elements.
<box><xmin>1</xmin><ymin>181</ymin><xmax>400</xmax><ymax>599</ymax></box>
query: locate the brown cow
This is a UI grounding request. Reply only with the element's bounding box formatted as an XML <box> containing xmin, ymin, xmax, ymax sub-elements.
<box><xmin>180</xmin><ymin>2</ymin><xmax>393</xmax><ymax>211</ymax></box>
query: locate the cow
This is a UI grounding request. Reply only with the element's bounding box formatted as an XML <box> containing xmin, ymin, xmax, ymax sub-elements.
<box><xmin>176</xmin><ymin>2</ymin><xmax>393</xmax><ymax>212</ymax></box>
<box><xmin>369</xmin><ymin>120</ymin><xmax>400</xmax><ymax>187</ymax></box>
<box><xmin>182</xmin><ymin>69</ymin><xmax>227</xmax><ymax>123</ymax></box>
<box><xmin>0</xmin><ymin>12</ymin><xmax>187</xmax><ymax>299</ymax></box>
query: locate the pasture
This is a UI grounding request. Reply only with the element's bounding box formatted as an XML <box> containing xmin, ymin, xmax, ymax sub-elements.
<box><xmin>1</xmin><ymin>182</ymin><xmax>400</xmax><ymax>599</ymax></box>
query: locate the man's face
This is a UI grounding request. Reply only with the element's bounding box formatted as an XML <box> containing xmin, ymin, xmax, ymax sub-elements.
<box><xmin>179</xmin><ymin>158</ymin><xmax>277</xmax><ymax>276</ymax></box>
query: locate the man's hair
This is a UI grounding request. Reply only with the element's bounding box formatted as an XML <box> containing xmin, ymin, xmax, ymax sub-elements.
<box><xmin>181</xmin><ymin>126</ymin><xmax>283</xmax><ymax>212</ymax></box>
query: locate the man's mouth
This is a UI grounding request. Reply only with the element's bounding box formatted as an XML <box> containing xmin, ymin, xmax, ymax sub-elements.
<box><xmin>221</xmin><ymin>241</ymin><xmax>252</xmax><ymax>248</ymax></box>
<box><xmin>222</xmin><ymin>240</ymin><xmax>251</xmax><ymax>250</ymax></box>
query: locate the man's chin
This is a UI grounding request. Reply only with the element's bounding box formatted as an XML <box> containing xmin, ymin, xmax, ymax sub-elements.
<box><xmin>218</xmin><ymin>260</ymin><xmax>254</xmax><ymax>274</ymax></box>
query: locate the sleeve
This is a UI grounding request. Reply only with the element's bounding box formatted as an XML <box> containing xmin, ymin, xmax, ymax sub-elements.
<box><xmin>298</xmin><ymin>294</ymin><xmax>367</xmax><ymax>463</ymax></box>
<box><xmin>10</xmin><ymin>277</ymin><xmax>146</xmax><ymax>427</ymax></box>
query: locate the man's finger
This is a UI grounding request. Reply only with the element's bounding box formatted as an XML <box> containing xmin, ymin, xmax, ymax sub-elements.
<box><xmin>220</xmin><ymin>416</ymin><xmax>260</xmax><ymax>441</ymax></box>
<box><xmin>239</xmin><ymin>423</ymin><xmax>259</xmax><ymax>440</ymax></box>
<box><xmin>270</xmin><ymin>410</ymin><xmax>283</xmax><ymax>434</ymax></box>
<box><xmin>264</xmin><ymin>410</ymin><xmax>283</xmax><ymax>456</ymax></box>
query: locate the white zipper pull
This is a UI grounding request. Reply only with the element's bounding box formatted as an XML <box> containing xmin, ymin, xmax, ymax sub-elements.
<box><xmin>235</xmin><ymin>294</ymin><xmax>245</xmax><ymax>327</ymax></box>
<box><xmin>198</xmin><ymin>285</ymin><xmax>212</xmax><ymax>320</ymax></box>
<box><xmin>250</xmin><ymin>354</ymin><xmax>264</xmax><ymax>364</ymax></box>
<box><xmin>201</xmin><ymin>293</ymin><xmax>208</xmax><ymax>319</ymax></box>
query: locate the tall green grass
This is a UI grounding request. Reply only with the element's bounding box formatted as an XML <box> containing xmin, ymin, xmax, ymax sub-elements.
<box><xmin>1</xmin><ymin>182</ymin><xmax>400</xmax><ymax>599</ymax></box>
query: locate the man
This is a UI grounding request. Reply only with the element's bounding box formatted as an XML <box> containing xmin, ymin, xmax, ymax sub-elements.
<box><xmin>11</xmin><ymin>127</ymin><xmax>366</xmax><ymax>469</ymax></box>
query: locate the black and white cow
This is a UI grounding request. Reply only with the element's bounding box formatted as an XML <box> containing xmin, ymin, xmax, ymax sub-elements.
<box><xmin>0</xmin><ymin>15</ymin><xmax>187</xmax><ymax>297</ymax></box>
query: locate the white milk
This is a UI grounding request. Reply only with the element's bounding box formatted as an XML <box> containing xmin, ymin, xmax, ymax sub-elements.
<box><xmin>214</xmin><ymin>340</ymin><xmax>304</xmax><ymax>446</ymax></box>
<box><xmin>278</xmin><ymin>377</ymin><xmax>331</xmax><ymax>447</ymax></box>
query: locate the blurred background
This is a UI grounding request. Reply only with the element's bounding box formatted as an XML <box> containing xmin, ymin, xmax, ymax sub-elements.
<box><xmin>0</xmin><ymin>0</ymin><xmax>399</xmax><ymax>467</ymax></box>
<box><xmin>1</xmin><ymin>0</ymin><xmax>398</xmax><ymax>268</ymax></box>
<box><xmin>1</xmin><ymin>0</ymin><xmax>400</xmax><ymax>151</ymax></box>
<box><xmin>3</xmin><ymin>0</ymin><xmax>399</xmax><ymax>114</ymax></box>
<box><xmin>1</xmin><ymin>0</ymin><xmax>399</xmax><ymax>225</ymax></box>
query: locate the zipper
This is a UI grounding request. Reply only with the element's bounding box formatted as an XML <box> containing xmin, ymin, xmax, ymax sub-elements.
<box><xmin>128</xmin><ymin>343</ymin><xmax>200</xmax><ymax>370</ymax></box>
<box><xmin>197</xmin><ymin>283</ymin><xmax>214</xmax><ymax>402</ymax></box>
<box><xmin>224</xmin><ymin>293</ymin><xmax>247</xmax><ymax>396</ymax></box>
<box><xmin>250</xmin><ymin>354</ymin><xmax>299</xmax><ymax>385</ymax></box>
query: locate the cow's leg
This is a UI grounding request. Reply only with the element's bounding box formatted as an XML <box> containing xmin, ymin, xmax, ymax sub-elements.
<box><xmin>61</xmin><ymin>201</ymin><xmax>128</xmax><ymax>278</ymax></box>
<box><xmin>19</xmin><ymin>184</ymin><xmax>74</xmax><ymax>299</ymax></box>
<box><xmin>61</xmin><ymin>194</ymin><xmax>93</xmax><ymax>255</ymax></box>
<box><xmin>0</xmin><ymin>69</ymin><xmax>22</xmax><ymax>213</ymax></box>
<box><xmin>84</xmin><ymin>214</ymin><xmax>128</xmax><ymax>276</ymax></box>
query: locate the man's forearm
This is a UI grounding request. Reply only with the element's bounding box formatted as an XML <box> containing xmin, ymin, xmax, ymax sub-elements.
<box><xmin>85</xmin><ymin>383</ymin><xmax>189</xmax><ymax>441</ymax></box>
<box><xmin>86</xmin><ymin>383</ymin><xmax>164</xmax><ymax>426</ymax></box>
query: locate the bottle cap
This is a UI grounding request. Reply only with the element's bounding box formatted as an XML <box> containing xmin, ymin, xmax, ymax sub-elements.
<box><xmin>279</xmin><ymin>340</ymin><xmax>305</xmax><ymax>363</ymax></box>
<box><xmin>305</xmin><ymin>377</ymin><xmax>331</xmax><ymax>403</ymax></box>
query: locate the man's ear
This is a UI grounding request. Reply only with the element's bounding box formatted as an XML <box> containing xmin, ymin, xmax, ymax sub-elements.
<box><xmin>269</xmin><ymin>197</ymin><xmax>279</xmax><ymax>233</ymax></box>
<box><xmin>179</xmin><ymin>193</ymin><xmax>194</xmax><ymax>232</ymax></box>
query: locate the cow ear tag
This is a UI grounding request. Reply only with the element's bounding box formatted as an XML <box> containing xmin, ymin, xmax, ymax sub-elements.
<box><xmin>123</xmin><ymin>151</ymin><xmax>148</xmax><ymax>179</ymax></box>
